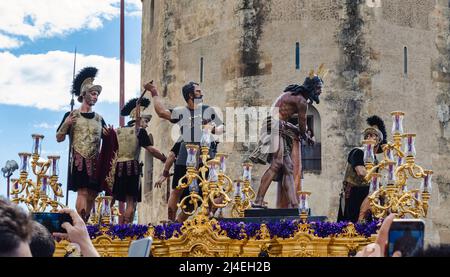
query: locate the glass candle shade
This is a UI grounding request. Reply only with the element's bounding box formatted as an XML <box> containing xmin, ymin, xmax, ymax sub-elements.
<box><xmin>404</xmin><ymin>134</ymin><xmax>416</xmax><ymax>158</ymax></box>
<box><xmin>189</xmin><ymin>179</ymin><xmax>200</xmax><ymax>194</ymax></box>
<box><xmin>369</xmin><ymin>173</ymin><xmax>382</xmax><ymax>194</ymax></box>
<box><xmin>384</xmin><ymin>146</ymin><xmax>394</xmax><ymax>161</ymax></box>
<box><xmin>362</xmin><ymin>139</ymin><xmax>376</xmax><ymax>164</ymax></box>
<box><xmin>298</xmin><ymin>192</ymin><xmax>310</xmax><ymax>213</ymax></box>
<box><xmin>200</xmin><ymin>125</ymin><xmax>212</xmax><ymax>148</ymax></box>
<box><xmin>396</xmin><ymin>156</ymin><xmax>404</xmax><ymax>167</ymax></box>
<box><xmin>386</xmin><ymin>161</ymin><xmax>396</xmax><ymax>185</ymax></box>
<box><xmin>241</xmin><ymin>191</ymin><xmax>247</xmax><ymax>202</ymax></box>
<box><xmin>31</xmin><ymin>134</ymin><xmax>44</xmax><ymax>156</ymax></box>
<box><xmin>100</xmin><ymin>197</ymin><xmax>112</xmax><ymax>219</ymax></box>
<box><xmin>215</xmin><ymin>153</ymin><xmax>227</xmax><ymax>174</ymax></box>
<box><xmin>421</xmin><ymin>170</ymin><xmax>433</xmax><ymax>193</ymax></box>
<box><xmin>234</xmin><ymin>180</ymin><xmax>242</xmax><ymax>198</ymax></box>
<box><xmin>185</xmin><ymin>144</ymin><xmax>199</xmax><ymax>168</ymax></box>
<box><xmin>47</xmin><ymin>156</ymin><xmax>60</xmax><ymax>176</ymax></box>
<box><xmin>41</xmin><ymin>175</ymin><xmax>48</xmax><ymax>196</ymax></box>
<box><xmin>242</xmin><ymin>163</ymin><xmax>253</xmax><ymax>182</ymax></box>
<box><xmin>207</xmin><ymin>160</ymin><xmax>219</xmax><ymax>182</ymax></box>
<box><xmin>391</xmin><ymin>112</ymin><xmax>405</xmax><ymax>136</ymax></box>
<box><xmin>18</xmin><ymin>152</ymin><xmax>31</xmax><ymax>172</ymax></box>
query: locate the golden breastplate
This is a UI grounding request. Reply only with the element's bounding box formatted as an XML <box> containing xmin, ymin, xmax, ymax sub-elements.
<box><xmin>117</xmin><ymin>127</ymin><xmax>140</xmax><ymax>162</ymax></box>
<box><xmin>72</xmin><ymin>111</ymin><xmax>102</xmax><ymax>159</ymax></box>
<box><xmin>343</xmin><ymin>148</ymin><xmax>368</xmax><ymax>187</ymax></box>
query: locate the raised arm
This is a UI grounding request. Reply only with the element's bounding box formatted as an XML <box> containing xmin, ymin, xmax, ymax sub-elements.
<box><xmin>144</xmin><ymin>82</ymin><xmax>172</xmax><ymax>121</ymax></box>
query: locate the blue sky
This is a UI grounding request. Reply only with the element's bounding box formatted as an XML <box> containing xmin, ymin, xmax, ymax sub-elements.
<box><xmin>0</xmin><ymin>1</ymin><xmax>142</xmax><ymax>209</ymax></box>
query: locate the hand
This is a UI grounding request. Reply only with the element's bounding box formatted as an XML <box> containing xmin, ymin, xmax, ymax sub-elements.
<box><xmin>65</xmin><ymin>112</ymin><xmax>77</xmax><ymax>126</ymax></box>
<box><xmin>355</xmin><ymin>214</ymin><xmax>402</xmax><ymax>257</ymax></box>
<box><xmin>102</xmin><ymin>124</ymin><xmax>113</xmax><ymax>137</ymax></box>
<box><xmin>155</xmin><ymin>175</ymin><xmax>168</xmax><ymax>188</ymax></box>
<box><xmin>144</xmin><ymin>81</ymin><xmax>158</xmax><ymax>96</ymax></box>
<box><xmin>53</xmin><ymin>208</ymin><xmax>100</xmax><ymax>257</ymax></box>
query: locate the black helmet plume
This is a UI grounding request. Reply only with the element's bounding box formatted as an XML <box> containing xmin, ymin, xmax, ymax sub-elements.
<box><xmin>71</xmin><ymin>67</ymin><xmax>98</xmax><ymax>97</ymax></box>
<box><xmin>121</xmin><ymin>97</ymin><xmax>151</xmax><ymax>117</ymax></box>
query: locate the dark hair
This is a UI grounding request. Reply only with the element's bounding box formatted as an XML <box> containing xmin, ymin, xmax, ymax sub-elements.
<box><xmin>413</xmin><ymin>244</ymin><xmax>450</xmax><ymax>257</ymax></box>
<box><xmin>182</xmin><ymin>81</ymin><xmax>199</xmax><ymax>102</ymax></box>
<box><xmin>29</xmin><ymin>221</ymin><xmax>55</xmax><ymax>257</ymax></box>
<box><xmin>0</xmin><ymin>197</ymin><xmax>33</xmax><ymax>256</ymax></box>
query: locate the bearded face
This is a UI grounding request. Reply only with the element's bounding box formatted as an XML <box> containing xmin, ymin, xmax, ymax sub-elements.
<box><xmin>303</xmin><ymin>76</ymin><xmax>323</xmax><ymax>104</ymax></box>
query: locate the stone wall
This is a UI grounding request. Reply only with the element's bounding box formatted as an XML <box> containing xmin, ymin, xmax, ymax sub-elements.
<box><xmin>140</xmin><ymin>0</ymin><xmax>450</xmax><ymax>245</ymax></box>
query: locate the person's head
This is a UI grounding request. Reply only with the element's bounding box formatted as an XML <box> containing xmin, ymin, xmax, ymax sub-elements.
<box><xmin>307</xmin><ymin>129</ymin><xmax>314</xmax><ymax>137</ymax></box>
<box><xmin>72</xmin><ymin>67</ymin><xmax>102</xmax><ymax>105</ymax></box>
<box><xmin>302</xmin><ymin>75</ymin><xmax>323</xmax><ymax>104</ymax></box>
<box><xmin>29</xmin><ymin>221</ymin><xmax>55</xmax><ymax>257</ymax></box>
<box><xmin>121</xmin><ymin>97</ymin><xmax>152</xmax><ymax>127</ymax></box>
<box><xmin>182</xmin><ymin>82</ymin><xmax>202</xmax><ymax>106</ymax></box>
<box><xmin>139</xmin><ymin>116</ymin><xmax>152</xmax><ymax>129</ymax></box>
<box><xmin>0</xmin><ymin>197</ymin><xmax>33</xmax><ymax>257</ymax></box>
<box><xmin>363</xmin><ymin>129</ymin><xmax>380</xmax><ymax>142</ymax></box>
<box><xmin>82</xmin><ymin>89</ymin><xmax>100</xmax><ymax>107</ymax></box>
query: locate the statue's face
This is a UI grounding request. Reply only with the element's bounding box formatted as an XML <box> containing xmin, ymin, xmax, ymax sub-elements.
<box><xmin>313</xmin><ymin>77</ymin><xmax>323</xmax><ymax>96</ymax></box>
<box><xmin>84</xmin><ymin>90</ymin><xmax>99</xmax><ymax>106</ymax></box>
<box><xmin>140</xmin><ymin>117</ymin><xmax>151</xmax><ymax>129</ymax></box>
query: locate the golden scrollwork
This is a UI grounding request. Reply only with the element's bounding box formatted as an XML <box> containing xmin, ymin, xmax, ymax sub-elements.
<box><xmin>364</xmin><ymin>112</ymin><xmax>433</xmax><ymax>220</ymax></box>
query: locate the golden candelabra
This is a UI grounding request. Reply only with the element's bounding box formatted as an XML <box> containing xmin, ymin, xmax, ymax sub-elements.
<box><xmin>364</xmin><ymin>111</ymin><xmax>433</xmax><ymax>219</ymax></box>
<box><xmin>231</xmin><ymin>163</ymin><xmax>256</xmax><ymax>218</ymax></box>
<box><xmin>88</xmin><ymin>193</ymin><xmax>119</xmax><ymax>226</ymax></box>
<box><xmin>177</xmin><ymin>143</ymin><xmax>233</xmax><ymax>217</ymax></box>
<box><xmin>10</xmin><ymin>134</ymin><xmax>65</xmax><ymax>212</ymax></box>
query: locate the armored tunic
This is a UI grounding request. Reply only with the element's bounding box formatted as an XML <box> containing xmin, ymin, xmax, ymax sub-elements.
<box><xmin>57</xmin><ymin>110</ymin><xmax>106</xmax><ymax>192</ymax></box>
<box><xmin>113</xmin><ymin>124</ymin><xmax>152</xmax><ymax>202</ymax></box>
<box><xmin>72</xmin><ymin>110</ymin><xmax>103</xmax><ymax>159</ymax></box>
<box><xmin>117</xmin><ymin>127</ymin><xmax>140</xmax><ymax>162</ymax></box>
<box><xmin>337</xmin><ymin>147</ymin><xmax>377</xmax><ymax>223</ymax></box>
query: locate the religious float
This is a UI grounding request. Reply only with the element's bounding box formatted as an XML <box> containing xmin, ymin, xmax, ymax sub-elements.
<box><xmin>6</xmin><ymin>111</ymin><xmax>432</xmax><ymax>257</ymax></box>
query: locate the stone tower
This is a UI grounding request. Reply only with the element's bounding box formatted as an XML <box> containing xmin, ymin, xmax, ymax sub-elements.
<box><xmin>139</xmin><ymin>0</ymin><xmax>450</xmax><ymax>244</ymax></box>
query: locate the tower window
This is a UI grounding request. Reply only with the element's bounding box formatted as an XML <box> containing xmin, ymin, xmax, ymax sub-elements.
<box><xmin>295</xmin><ymin>42</ymin><xmax>300</xmax><ymax>70</ymax></box>
<box><xmin>150</xmin><ymin>0</ymin><xmax>155</xmax><ymax>30</ymax></box>
<box><xmin>200</xmin><ymin>57</ymin><xmax>204</xmax><ymax>83</ymax></box>
<box><xmin>404</xmin><ymin>46</ymin><xmax>408</xmax><ymax>76</ymax></box>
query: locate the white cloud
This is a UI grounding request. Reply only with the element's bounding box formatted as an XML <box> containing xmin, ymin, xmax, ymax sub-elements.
<box><xmin>0</xmin><ymin>50</ymin><xmax>141</xmax><ymax>111</ymax></box>
<box><xmin>0</xmin><ymin>0</ymin><xmax>142</xmax><ymax>49</ymax></box>
<box><xmin>33</xmin><ymin>122</ymin><xmax>59</xmax><ymax>129</ymax></box>
<box><xmin>0</xmin><ymin>33</ymin><xmax>23</xmax><ymax>49</ymax></box>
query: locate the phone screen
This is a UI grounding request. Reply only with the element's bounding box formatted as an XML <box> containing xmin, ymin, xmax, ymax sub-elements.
<box><xmin>388</xmin><ymin>219</ymin><xmax>425</xmax><ymax>257</ymax></box>
<box><xmin>128</xmin><ymin>238</ymin><xmax>153</xmax><ymax>257</ymax></box>
<box><xmin>32</xmin><ymin>212</ymin><xmax>72</xmax><ymax>234</ymax></box>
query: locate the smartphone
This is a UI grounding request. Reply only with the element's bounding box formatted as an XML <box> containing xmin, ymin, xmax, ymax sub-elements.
<box><xmin>32</xmin><ymin>212</ymin><xmax>73</xmax><ymax>233</ymax></box>
<box><xmin>388</xmin><ymin>219</ymin><xmax>425</xmax><ymax>257</ymax></box>
<box><xmin>127</xmin><ymin>237</ymin><xmax>153</xmax><ymax>257</ymax></box>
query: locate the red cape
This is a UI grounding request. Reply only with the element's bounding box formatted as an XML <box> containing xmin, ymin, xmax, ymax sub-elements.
<box><xmin>96</xmin><ymin>129</ymin><xmax>118</xmax><ymax>195</ymax></box>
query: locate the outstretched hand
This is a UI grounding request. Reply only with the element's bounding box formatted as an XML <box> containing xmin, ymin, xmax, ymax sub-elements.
<box><xmin>53</xmin><ymin>208</ymin><xmax>100</xmax><ymax>257</ymax></box>
<box><xmin>102</xmin><ymin>124</ymin><xmax>114</xmax><ymax>137</ymax></box>
<box><xmin>155</xmin><ymin>175</ymin><xmax>168</xmax><ymax>189</ymax></box>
